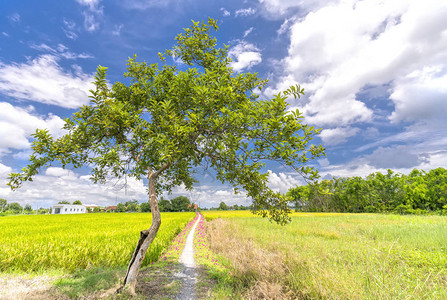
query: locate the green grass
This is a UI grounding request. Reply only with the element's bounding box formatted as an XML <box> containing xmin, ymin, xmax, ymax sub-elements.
<box><xmin>0</xmin><ymin>212</ymin><xmax>195</xmax><ymax>273</ymax></box>
<box><xmin>53</xmin><ymin>267</ymin><xmax>123</xmax><ymax>298</ymax></box>
<box><xmin>203</xmin><ymin>211</ymin><xmax>447</xmax><ymax>299</ymax></box>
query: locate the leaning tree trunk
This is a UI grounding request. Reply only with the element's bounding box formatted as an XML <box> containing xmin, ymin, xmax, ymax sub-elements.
<box><xmin>117</xmin><ymin>171</ymin><xmax>162</xmax><ymax>295</ymax></box>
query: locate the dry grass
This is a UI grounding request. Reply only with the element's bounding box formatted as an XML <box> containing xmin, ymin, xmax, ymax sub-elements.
<box><xmin>206</xmin><ymin>218</ymin><xmax>295</xmax><ymax>299</ymax></box>
<box><xmin>204</xmin><ymin>212</ymin><xmax>447</xmax><ymax>299</ymax></box>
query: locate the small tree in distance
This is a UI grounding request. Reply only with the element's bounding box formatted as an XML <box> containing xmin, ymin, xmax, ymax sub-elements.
<box><xmin>24</xmin><ymin>204</ymin><xmax>33</xmax><ymax>213</ymax></box>
<box><xmin>72</xmin><ymin>200</ymin><xmax>82</xmax><ymax>205</ymax></box>
<box><xmin>0</xmin><ymin>198</ymin><xmax>7</xmax><ymax>213</ymax></box>
<box><xmin>219</xmin><ymin>201</ymin><xmax>228</xmax><ymax>210</ymax></box>
<box><xmin>7</xmin><ymin>19</ymin><xmax>325</xmax><ymax>294</ymax></box>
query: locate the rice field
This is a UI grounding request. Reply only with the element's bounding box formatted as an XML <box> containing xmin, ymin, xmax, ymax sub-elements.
<box><xmin>203</xmin><ymin>210</ymin><xmax>447</xmax><ymax>299</ymax></box>
<box><xmin>0</xmin><ymin>212</ymin><xmax>195</xmax><ymax>273</ymax></box>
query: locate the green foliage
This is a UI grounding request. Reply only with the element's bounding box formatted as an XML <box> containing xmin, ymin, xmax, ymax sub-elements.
<box><xmin>58</xmin><ymin>201</ymin><xmax>70</xmax><ymax>204</ymax></box>
<box><xmin>288</xmin><ymin>167</ymin><xmax>447</xmax><ymax>214</ymax></box>
<box><xmin>158</xmin><ymin>199</ymin><xmax>172</xmax><ymax>212</ymax></box>
<box><xmin>219</xmin><ymin>201</ymin><xmax>228</xmax><ymax>210</ymax></box>
<box><xmin>0</xmin><ymin>198</ymin><xmax>7</xmax><ymax>212</ymax></box>
<box><xmin>38</xmin><ymin>207</ymin><xmax>49</xmax><ymax>214</ymax></box>
<box><xmin>24</xmin><ymin>204</ymin><xmax>33</xmax><ymax>212</ymax></box>
<box><xmin>6</xmin><ymin>202</ymin><xmax>23</xmax><ymax>213</ymax></box>
<box><xmin>72</xmin><ymin>200</ymin><xmax>82</xmax><ymax>205</ymax></box>
<box><xmin>7</xmin><ymin>18</ymin><xmax>324</xmax><ymax>225</ymax></box>
<box><xmin>116</xmin><ymin>203</ymin><xmax>126</xmax><ymax>212</ymax></box>
<box><xmin>170</xmin><ymin>196</ymin><xmax>190</xmax><ymax>212</ymax></box>
<box><xmin>54</xmin><ymin>267</ymin><xmax>122</xmax><ymax>299</ymax></box>
<box><xmin>124</xmin><ymin>200</ymin><xmax>140</xmax><ymax>212</ymax></box>
<box><xmin>140</xmin><ymin>202</ymin><xmax>151</xmax><ymax>212</ymax></box>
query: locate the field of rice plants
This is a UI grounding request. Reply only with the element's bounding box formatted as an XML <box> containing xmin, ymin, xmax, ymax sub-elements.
<box><xmin>0</xmin><ymin>212</ymin><xmax>195</xmax><ymax>273</ymax></box>
<box><xmin>203</xmin><ymin>210</ymin><xmax>447</xmax><ymax>299</ymax></box>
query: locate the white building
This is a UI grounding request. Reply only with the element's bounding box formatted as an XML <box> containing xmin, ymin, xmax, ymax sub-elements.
<box><xmin>52</xmin><ymin>204</ymin><xmax>86</xmax><ymax>214</ymax></box>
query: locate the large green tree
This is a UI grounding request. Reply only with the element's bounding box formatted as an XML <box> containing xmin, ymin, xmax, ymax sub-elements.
<box><xmin>8</xmin><ymin>19</ymin><xmax>324</xmax><ymax>294</ymax></box>
<box><xmin>170</xmin><ymin>196</ymin><xmax>190</xmax><ymax>212</ymax></box>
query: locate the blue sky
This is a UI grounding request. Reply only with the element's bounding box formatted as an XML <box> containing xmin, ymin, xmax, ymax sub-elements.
<box><xmin>1</xmin><ymin>0</ymin><xmax>446</xmax><ymax>209</ymax></box>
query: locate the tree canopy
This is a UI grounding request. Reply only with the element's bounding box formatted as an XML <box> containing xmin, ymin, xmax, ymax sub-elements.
<box><xmin>8</xmin><ymin>18</ymin><xmax>324</xmax><ymax>225</ymax></box>
<box><xmin>7</xmin><ymin>18</ymin><xmax>324</xmax><ymax>293</ymax></box>
<box><xmin>170</xmin><ymin>196</ymin><xmax>190</xmax><ymax>212</ymax></box>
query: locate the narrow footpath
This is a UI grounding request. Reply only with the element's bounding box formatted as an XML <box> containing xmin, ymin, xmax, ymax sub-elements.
<box><xmin>175</xmin><ymin>213</ymin><xmax>201</xmax><ymax>300</ymax></box>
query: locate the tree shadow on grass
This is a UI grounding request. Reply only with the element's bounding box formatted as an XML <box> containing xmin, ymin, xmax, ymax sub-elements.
<box><xmin>54</xmin><ymin>267</ymin><xmax>124</xmax><ymax>299</ymax></box>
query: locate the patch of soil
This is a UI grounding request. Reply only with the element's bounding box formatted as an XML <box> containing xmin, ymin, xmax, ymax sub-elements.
<box><xmin>136</xmin><ymin>264</ymin><xmax>215</xmax><ymax>300</ymax></box>
<box><xmin>1</xmin><ymin>263</ymin><xmax>216</xmax><ymax>299</ymax></box>
<box><xmin>0</xmin><ymin>275</ymin><xmax>67</xmax><ymax>300</ymax></box>
<box><xmin>136</xmin><ymin>263</ymin><xmax>183</xmax><ymax>299</ymax></box>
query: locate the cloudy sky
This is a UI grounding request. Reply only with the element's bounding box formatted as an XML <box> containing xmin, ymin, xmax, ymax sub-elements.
<box><xmin>1</xmin><ymin>0</ymin><xmax>446</xmax><ymax>209</ymax></box>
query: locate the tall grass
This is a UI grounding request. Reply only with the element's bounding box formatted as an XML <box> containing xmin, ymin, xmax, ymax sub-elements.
<box><xmin>204</xmin><ymin>211</ymin><xmax>447</xmax><ymax>299</ymax></box>
<box><xmin>0</xmin><ymin>212</ymin><xmax>195</xmax><ymax>273</ymax></box>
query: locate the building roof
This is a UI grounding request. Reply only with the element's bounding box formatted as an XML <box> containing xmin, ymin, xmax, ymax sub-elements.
<box><xmin>52</xmin><ymin>204</ymin><xmax>86</xmax><ymax>209</ymax></box>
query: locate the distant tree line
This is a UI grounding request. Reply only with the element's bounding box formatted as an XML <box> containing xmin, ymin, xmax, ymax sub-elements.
<box><xmin>115</xmin><ymin>196</ymin><xmax>196</xmax><ymax>213</ymax></box>
<box><xmin>287</xmin><ymin>168</ymin><xmax>447</xmax><ymax>215</ymax></box>
<box><xmin>201</xmin><ymin>201</ymin><xmax>249</xmax><ymax>211</ymax></box>
<box><xmin>1</xmin><ymin>196</ymin><xmax>199</xmax><ymax>216</ymax></box>
<box><xmin>0</xmin><ymin>198</ymin><xmax>50</xmax><ymax>215</ymax></box>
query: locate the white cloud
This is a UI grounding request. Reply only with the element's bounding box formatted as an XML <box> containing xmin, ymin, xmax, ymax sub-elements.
<box><xmin>320</xmin><ymin>146</ymin><xmax>447</xmax><ymax>180</ymax></box>
<box><xmin>0</xmin><ymin>163</ymin><xmax>12</xmax><ymax>178</ymax></box>
<box><xmin>0</xmin><ymin>55</ymin><xmax>94</xmax><ymax>108</ymax></box>
<box><xmin>229</xmin><ymin>41</ymin><xmax>262</xmax><ymax>72</ymax></box>
<box><xmin>235</xmin><ymin>8</ymin><xmax>256</xmax><ymax>17</ymax></box>
<box><xmin>243</xmin><ymin>27</ymin><xmax>254</xmax><ymax>38</ymax></box>
<box><xmin>123</xmin><ymin>0</ymin><xmax>173</xmax><ymax>10</ymax></box>
<box><xmin>112</xmin><ymin>24</ymin><xmax>124</xmax><ymax>36</ymax></box>
<box><xmin>76</xmin><ymin>0</ymin><xmax>101</xmax><ymax>10</ymax></box>
<box><xmin>258</xmin><ymin>0</ymin><xmax>332</xmax><ymax>17</ymax></box>
<box><xmin>277</xmin><ymin>18</ymin><xmax>294</xmax><ymax>35</ymax></box>
<box><xmin>0</xmin><ymin>102</ymin><xmax>66</xmax><ymax>155</ymax></box>
<box><xmin>356</xmin><ymin>121</ymin><xmax>447</xmax><ymax>154</ymax></box>
<box><xmin>167</xmin><ymin>184</ymin><xmax>250</xmax><ymax>208</ymax></box>
<box><xmin>267</xmin><ymin>170</ymin><xmax>304</xmax><ymax>193</ymax></box>
<box><xmin>220</xmin><ymin>8</ymin><xmax>230</xmax><ymax>17</ymax></box>
<box><xmin>0</xmin><ymin>166</ymin><xmax>148</xmax><ymax>208</ymax></box>
<box><xmin>8</xmin><ymin>13</ymin><xmax>20</xmax><ymax>23</ymax></box>
<box><xmin>318</xmin><ymin>158</ymin><xmax>330</xmax><ymax>168</ymax></box>
<box><xmin>320</xmin><ymin>127</ymin><xmax>360</xmax><ymax>146</ymax></box>
<box><xmin>62</xmin><ymin>18</ymin><xmax>78</xmax><ymax>40</ymax></box>
<box><xmin>76</xmin><ymin>0</ymin><xmax>103</xmax><ymax>32</ymax></box>
<box><xmin>364</xmin><ymin>145</ymin><xmax>429</xmax><ymax>169</ymax></box>
<box><xmin>269</xmin><ymin>0</ymin><xmax>447</xmax><ymax>129</ymax></box>
<box><xmin>390</xmin><ymin>66</ymin><xmax>447</xmax><ymax>123</ymax></box>
<box><xmin>30</xmin><ymin>43</ymin><xmax>93</xmax><ymax>60</ymax></box>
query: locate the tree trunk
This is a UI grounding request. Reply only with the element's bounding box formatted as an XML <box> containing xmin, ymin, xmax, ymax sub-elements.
<box><xmin>117</xmin><ymin>172</ymin><xmax>161</xmax><ymax>295</ymax></box>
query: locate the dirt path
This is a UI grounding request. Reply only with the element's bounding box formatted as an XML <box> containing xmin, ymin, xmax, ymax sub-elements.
<box><xmin>174</xmin><ymin>213</ymin><xmax>201</xmax><ymax>300</ymax></box>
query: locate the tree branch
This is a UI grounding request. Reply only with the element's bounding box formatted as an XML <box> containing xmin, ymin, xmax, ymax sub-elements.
<box><xmin>153</xmin><ymin>162</ymin><xmax>171</xmax><ymax>178</ymax></box>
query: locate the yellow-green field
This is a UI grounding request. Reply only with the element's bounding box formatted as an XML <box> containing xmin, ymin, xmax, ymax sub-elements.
<box><xmin>203</xmin><ymin>210</ymin><xmax>447</xmax><ymax>299</ymax></box>
<box><xmin>0</xmin><ymin>212</ymin><xmax>195</xmax><ymax>273</ymax></box>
